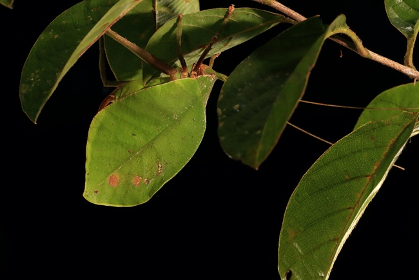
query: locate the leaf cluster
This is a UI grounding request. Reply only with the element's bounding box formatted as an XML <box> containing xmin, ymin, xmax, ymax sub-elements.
<box><xmin>17</xmin><ymin>0</ymin><xmax>419</xmax><ymax>279</ymax></box>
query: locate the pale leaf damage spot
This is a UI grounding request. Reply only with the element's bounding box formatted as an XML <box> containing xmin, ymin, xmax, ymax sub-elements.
<box><xmin>108</xmin><ymin>174</ymin><xmax>119</xmax><ymax>187</ymax></box>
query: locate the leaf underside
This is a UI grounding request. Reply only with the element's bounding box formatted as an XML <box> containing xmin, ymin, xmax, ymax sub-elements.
<box><xmin>83</xmin><ymin>78</ymin><xmax>214</xmax><ymax>207</ymax></box>
<box><xmin>278</xmin><ymin>111</ymin><xmax>418</xmax><ymax>280</ymax></box>
<box><xmin>217</xmin><ymin>15</ymin><xmax>348</xmax><ymax>169</ymax></box>
<box><xmin>19</xmin><ymin>0</ymin><xmax>142</xmax><ymax>123</ymax></box>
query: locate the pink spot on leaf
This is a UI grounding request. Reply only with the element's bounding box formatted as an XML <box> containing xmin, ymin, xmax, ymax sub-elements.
<box><xmin>108</xmin><ymin>174</ymin><xmax>119</xmax><ymax>187</ymax></box>
<box><xmin>133</xmin><ymin>176</ymin><xmax>142</xmax><ymax>187</ymax></box>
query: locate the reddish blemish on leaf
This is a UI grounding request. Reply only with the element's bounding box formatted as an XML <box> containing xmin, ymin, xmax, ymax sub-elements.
<box><xmin>286</xmin><ymin>227</ymin><xmax>300</xmax><ymax>241</ymax></box>
<box><xmin>144</xmin><ymin>179</ymin><xmax>150</xmax><ymax>185</ymax></box>
<box><xmin>108</xmin><ymin>174</ymin><xmax>119</xmax><ymax>187</ymax></box>
<box><xmin>133</xmin><ymin>176</ymin><xmax>142</xmax><ymax>187</ymax></box>
<box><xmin>94</xmin><ymin>190</ymin><xmax>99</xmax><ymax>194</ymax></box>
<box><xmin>345</xmin><ymin>175</ymin><xmax>350</xmax><ymax>179</ymax></box>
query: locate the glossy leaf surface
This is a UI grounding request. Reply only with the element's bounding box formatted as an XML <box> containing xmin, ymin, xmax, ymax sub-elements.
<box><xmin>217</xmin><ymin>16</ymin><xmax>349</xmax><ymax>169</ymax></box>
<box><xmin>385</xmin><ymin>0</ymin><xmax>419</xmax><ymax>38</ymax></box>
<box><xmin>278</xmin><ymin>111</ymin><xmax>418</xmax><ymax>280</ymax></box>
<box><xmin>84</xmin><ymin>78</ymin><xmax>209</xmax><ymax>207</ymax></box>
<box><xmin>104</xmin><ymin>0</ymin><xmax>199</xmax><ymax>81</ymax></box>
<box><xmin>354</xmin><ymin>83</ymin><xmax>419</xmax><ymax>130</ymax></box>
<box><xmin>143</xmin><ymin>8</ymin><xmax>287</xmax><ymax>82</ymax></box>
<box><xmin>19</xmin><ymin>0</ymin><xmax>141</xmax><ymax>123</ymax></box>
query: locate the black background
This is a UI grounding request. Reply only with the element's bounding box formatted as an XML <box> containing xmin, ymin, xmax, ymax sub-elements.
<box><xmin>1</xmin><ymin>0</ymin><xmax>418</xmax><ymax>279</ymax></box>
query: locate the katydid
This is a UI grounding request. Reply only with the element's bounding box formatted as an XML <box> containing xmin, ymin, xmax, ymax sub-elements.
<box><xmin>97</xmin><ymin>6</ymin><xmax>233</xmax><ymax>111</ymax></box>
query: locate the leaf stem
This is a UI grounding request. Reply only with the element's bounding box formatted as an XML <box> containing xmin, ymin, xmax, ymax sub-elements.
<box><xmin>299</xmin><ymin>99</ymin><xmax>419</xmax><ymax>110</ymax></box>
<box><xmin>99</xmin><ymin>37</ymin><xmax>121</xmax><ymax>87</ymax></box>
<box><xmin>404</xmin><ymin>20</ymin><xmax>419</xmax><ymax>70</ymax></box>
<box><xmin>287</xmin><ymin>122</ymin><xmax>333</xmax><ymax>145</ymax></box>
<box><xmin>252</xmin><ymin>0</ymin><xmax>419</xmax><ymax>80</ymax></box>
<box><xmin>254</xmin><ymin>0</ymin><xmax>306</xmax><ymax>22</ymax></box>
<box><xmin>105</xmin><ymin>29</ymin><xmax>177</xmax><ymax>80</ymax></box>
<box><xmin>176</xmin><ymin>15</ymin><xmax>188</xmax><ymax>78</ymax></box>
<box><xmin>192</xmin><ymin>5</ymin><xmax>235</xmax><ymax>74</ymax></box>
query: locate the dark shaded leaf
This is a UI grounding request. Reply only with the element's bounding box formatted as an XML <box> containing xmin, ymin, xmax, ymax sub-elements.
<box><xmin>278</xmin><ymin>111</ymin><xmax>418</xmax><ymax>280</ymax></box>
<box><xmin>19</xmin><ymin>0</ymin><xmax>141</xmax><ymax>123</ymax></box>
<box><xmin>104</xmin><ymin>0</ymin><xmax>199</xmax><ymax>81</ymax></box>
<box><xmin>0</xmin><ymin>0</ymin><xmax>13</xmax><ymax>9</ymax></box>
<box><xmin>217</xmin><ymin>16</ymin><xmax>348</xmax><ymax>169</ymax></box>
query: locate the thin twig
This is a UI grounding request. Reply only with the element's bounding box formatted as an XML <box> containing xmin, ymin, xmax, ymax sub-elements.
<box><xmin>252</xmin><ymin>0</ymin><xmax>419</xmax><ymax>80</ymax></box>
<box><xmin>299</xmin><ymin>100</ymin><xmax>419</xmax><ymax>110</ymax></box>
<box><xmin>287</xmin><ymin>121</ymin><xmax>407</xmax><ymax>170</ymax></box>
<box><xmin>98</xmin><ymin>37</ymin><xmax>120</xmax><ymax>87</ymax></box>
<box><xmin>253</xmin><ymin>0</ymin><xmax>306</xmax><ymax>22</ymax></box>
<box><xmin>106</xmin><ymin>28</ymin><xmax>177</xmax><ymax>80</ymax></box>
<box><xmin>192</xmin><ymin>5</ymin><xmax>235</xmax><ymax>74</ymax></box>
<box><xmin>176</xmin><ymin>15</ymin><xmax>188</xmax><ymax>78</ymax></box>
<box><xmin>287</xmin><ymin>122</ymin><xmax>333</xmax><ymax>145</ymax></box>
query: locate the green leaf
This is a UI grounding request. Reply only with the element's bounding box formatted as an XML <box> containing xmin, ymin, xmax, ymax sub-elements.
<box><xmin>155</xmin><ymin>0</ymin><xmax>200</xmax><ymax>29</ymax></box>
<box><xmin>217</xmin><ymin>15</ymin><xmax>348</xmax><ymax>169</ymax></box>
<box><xmin>0</xmin><ymin>0</ymin><xmax>13</xmax><ymax>9</ymax></box>
<box><xmin>278</xmin><ymin>111</ymin><xmax>418</xmax><ymax>280</ymax></box>
<box><xmin>19</xmin><ymin>0</ymin><xmax>142</xmax><ymax>123</ymax></box>
<box><xmin>279</xmin><ymin>112</ymin><xmax>418</xmax><ymax>279</ymax></box>
<box><xmin>385</xmin><ymin>0</ymin><xmax>419</xmax><ymax>68</ymax></box>
<box><xmin>104</xmin><ymin>0</ymin><xmax>156</xmax><ymax>82</ymax></box>
<box><xmin>143</xmin><ymin>8</ymin><xmax>288</xmax><ymax>83</ymax></box>
<box><xmin>354</xmin><ymin>83</ymin><xmax>419</xmax><ymax>131</ymax></box>
<box><xmin>385</xmin><ymin>0</ymin><xmax>419</xmax><ymax>38</ymax></box>
<box><xmin>83</xmin><ymin>78</ymin><xmax>209</xmax><ymax>207</ymax></box>
<box><xmin>104</xmin><ymin>0</ymin><xmax>199</xmax><ymax>81</ymax></box>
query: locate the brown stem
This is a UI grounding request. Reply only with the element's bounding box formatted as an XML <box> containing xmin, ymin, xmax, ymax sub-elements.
<box><xmin>176</xmin><ymin>15</ymin><xmax>188</xmax><ymax>78</ymax></box>
<box><xmin>106</xmin><ymin>29</ymin><xmax>177</xmax><ymax>80</ymax></box>
<box><xmin>192</xmin><ymin>5</ymin><xmax>235</xmax><ymax>74</ymax></box>
<box><xmin>252</xmin><ymin>0</ymin><xmax>419</xmax><ymax>80</ymax></box>
<box><xmin>98</xmin><ymin>37</ymin><xmax>120</xmax><ymax>87</ymax></box>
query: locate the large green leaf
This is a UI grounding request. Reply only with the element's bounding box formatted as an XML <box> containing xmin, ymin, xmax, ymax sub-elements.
<box><xmin>19</xmin><ymin>0</ymin><xmax>142</xmax><ymax>123</ymax></box>
<box><xmin>83</xmin><ymin>78</ymin><xmax>211</xmax><ymax>207</ymax></box>
<box><xmin>104</xmin><ymin>0</ymin><xmax>200</xmax><ymax>81</ymax></box>
<box><xmin>143</xmin><ymin>8</ymin><xmax>288</xmax><ymax>83</ymax></box>
<box><xmin>278</xmin><ymin>111</ymin><xmax>418</xmax><ymax>280</ymax></box>
<box><xmin>0</xmin><ymin>0</ymin><xmax>13</xmax><ymax>9</ymax></box>
<box><xmin>354</xmin><ymin>83</ymin><xmax>419</xmax><ymax>131</ymax></box>
<box><xmin>385</xmin><ymin>0</ymin><xmax>419</xmax><ymax>38</ymax></box>
<box><xmin>217</xmin><ymin>15</ymin><xmax>349</xmax><ymax>169</ymax></box>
